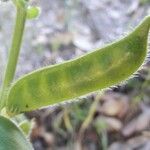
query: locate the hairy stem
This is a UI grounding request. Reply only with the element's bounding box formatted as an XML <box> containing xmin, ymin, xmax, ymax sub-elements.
<box><xmin>0</xmin><ymin>7</ymin><xmax>27</xmax><ymax>110</ymax></box>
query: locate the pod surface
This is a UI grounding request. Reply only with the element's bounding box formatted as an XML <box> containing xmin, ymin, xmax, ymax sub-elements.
<box><xmin>0</xmin><ymin>116</ymin><xmax>33</xmax><ymax>150</ymax></box>
<box><xmin>6</xmin><ymin>16</ymin><xmax>150</xmax><ymax>114</ymax></box>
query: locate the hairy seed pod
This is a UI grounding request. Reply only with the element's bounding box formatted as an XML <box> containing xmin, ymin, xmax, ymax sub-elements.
<box><xmin>6</xmin><ymin>16</ymin><xmax>150</xmax><ymax>114</ymax></box>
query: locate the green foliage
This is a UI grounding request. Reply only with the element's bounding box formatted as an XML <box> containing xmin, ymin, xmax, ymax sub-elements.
<box><xmin>19</xmin><ymin>120</ymin><xmax>32</xmax><ymax>135</ymax></box>
<box><xmin>27</xmin><ymin>7</ymin><xmax>41</xmax><ymax>20</ymax></box>
<box><xmin>0</xmin><ymin>0</ymin><xmax>149</xmax><ymax>149</ymax></box>
<box><xmin>0</xmin><ymin>116</ymin><xmax>33</xmax><ymax>150</ymax></box>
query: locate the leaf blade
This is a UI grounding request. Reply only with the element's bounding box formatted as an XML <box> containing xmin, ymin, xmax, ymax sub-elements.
<box><xmin>0</xmin><ymin>116</ymin><xmax>33</xmax><ymax>150</ymax></box>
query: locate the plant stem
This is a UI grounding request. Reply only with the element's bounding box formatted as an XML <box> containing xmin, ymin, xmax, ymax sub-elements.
<box><xmin>0</xmin><ymin>7</ymin><xmax>27</xmax><ymax>110</ymax></box>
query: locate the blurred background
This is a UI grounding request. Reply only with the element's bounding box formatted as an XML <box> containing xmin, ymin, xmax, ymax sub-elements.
<box><xmin>0</xmin><ymin>0</ymin><xmax>150</xmax><ymax>149</ymax></box>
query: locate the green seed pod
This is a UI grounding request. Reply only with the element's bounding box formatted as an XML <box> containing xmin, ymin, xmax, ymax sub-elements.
<box><xmin>0</xmin><ymin>116</ymin><xmax>33</xmax><ymax>150</ymax></box>
<box><xmin>6</xmin><ymin>16</ymin><xmax>150</xmax><ymax>114</ymax></box>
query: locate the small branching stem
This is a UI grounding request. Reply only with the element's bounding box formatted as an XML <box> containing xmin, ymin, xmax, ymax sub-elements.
<box><xmin>0</xmin><ymin>6</ymin><xmax>27</xmax><ymax>112</ymax></box>
<box><xmin>76</xmin><ymin>91</ymin><xmax>104</xmax><ymax>150</ymax></box>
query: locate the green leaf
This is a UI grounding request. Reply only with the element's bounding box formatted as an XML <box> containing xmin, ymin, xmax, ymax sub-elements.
<box><xmin>0</xmin><ymin>116</ymin><xmax>33</xmax><ymax>150</ymax></box>
<box><xmin>6</xmin><ymin>16</ymin><xmax>150</xmax><ymax>114</ymax></box>
<box><xmin>19</xmin><ymin>120</ymin><xmax>32</xmax><ymax>135</ymax></box>
<box><xmin>27</xmin><ymin>7</ymin><xmax>41</xmax><ymax>20</ymax></box>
